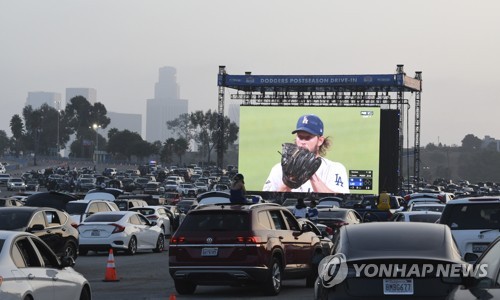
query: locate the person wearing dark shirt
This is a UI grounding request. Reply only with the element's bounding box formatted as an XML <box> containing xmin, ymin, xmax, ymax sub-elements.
<box><xmin>230</xmin><ymin>173</ymin><xmax>246</xmax><ymax>204</ymax></box>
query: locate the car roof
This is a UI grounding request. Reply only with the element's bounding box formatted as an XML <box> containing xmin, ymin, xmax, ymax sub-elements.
<box><xmin>395</xmin><ymin>211</ymin><xmax>442</xmax><ymax>215</ymax></box>
<box><xmin>339</xmin><ymin>222</ymin><xmax>461</xmax><ymax>262</ymax></box>
<box><xmin>446</xmin><ymin>196</ymin><xmax>500</xmax><ymax>204</ymax></box>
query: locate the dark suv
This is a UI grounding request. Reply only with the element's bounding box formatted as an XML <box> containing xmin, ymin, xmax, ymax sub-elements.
<box><xmin>169</xmin><ymin>203</ymin><xmax>324</xmax><ymax>295</ymax></box>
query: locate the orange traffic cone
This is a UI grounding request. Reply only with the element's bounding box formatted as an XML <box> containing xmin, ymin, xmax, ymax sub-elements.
<box><xmin>169</xmin><ymin>293</ymin><xmax>177</xmax><ymax>300</ymax></box>
<box><xmin>103</xmin><ymin>248</ymin><xmax>120</xmax><ymax>282</ymax></box>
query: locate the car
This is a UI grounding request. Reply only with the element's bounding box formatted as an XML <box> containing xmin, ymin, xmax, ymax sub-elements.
<box><xmin>446</xmin><ymin>236</ymin><xmax>500</xmax><ymax>299</ymax></box>
<box><xmin>177</xmin><ymin>183</ymin><xmax>198</xmax><ymax>198</ymax></box>
<box><xmin>0</xmin><ymin>173</ymin><xmax>11</xmax><ymax>185</ymax></box>
<box><xmin>316</xmin><ymin>208</ymin><xmax>362</xmax><ymax>239</ymax></box>
<box><xmin>25</xmin><ymin>178</ymin><xmax>40</xmax><ymax>191</ymax></box>
<box><xmin>76</xmin><ymin>177</ymin><xmax>96</xmax><ymax>192</ymax></box>
<box><xmin>121</xmin><ymin>178</ymin><xmax>137</xmax><ymax>192</ymax></box>
<box><xmin>297</xmin><ymin>218</ymin><xmax>335</xmax><ymax>257</ymax></box>
<box><xmin>0</xmin><ymin>230</ymin><xmax>92</xmax><ymax>300</ymax></box>
<box><xmin>439</xmin><ymin>196</ymin><xmax>500</xmax><ymax>258</ymax></box>
<box><xmin>404</xmin><ymin>192</ymin><xmax>455</xmax><ymax>204</ymax></box>
<box><xmin>314</xmin><ymin>222</ymin><xmax>465</xmax><ymax>299</ymax></box>
<box><xmin>164</xmin><ymin>180</ymin><xmax>179</xmax><ymax>192</ymax></box>
<box><xmin>7</xmin><ymin>177</ymin><xmax>27</xmax><ymax>191</ymax></box>
<box><xmin>65</xmin><ymin>199</ymin><xmax>119</xmax><ymax>225</ymax></box>
<box><xmin>129</xmin><ymin>205</ymin><xmax>172</xmax><ymax>236</ymax></box>
<box><xmin>390</xmin><ymin>210</ymin><xmax>442</xmax><ymax>223</ymax></box>
<box><xmin>114</xmin><ymin>198</ymin><xmax>148</xmax><ymax>211</ymax></box>
<box><xmin>164</xmin><ymin>192</ymin><xmax>182</xmax><ymax>205</ymax></box>
<box><xmin>144</xmin><ymin>181</ymin><xmax>164</xmax><ymax>195</ymax></box>
<box><xmin>77</xmin><ymin>211</ymin><xmax>165</xmax><ymax>256</ymax></box>
<box><xmin>164</xmin><ymin>204</ymin><xmax>182</xmax><ymax>230</ymax></box>
<box><xmin>133</xmin><ymin>177</ymin><xmax>150</xmax><ymax>190</ymax></box>
<box><xmin>169</xmin><ymin>202</ymin><xmax>325</xmax><ymax>295</ymax></box>
<box><xmin>317</xmin><ymin>196</ymin><xmax>343</xmax><ymax>209</ymax></box>
<box><xmin>176</xmin><ymin>199</ymin><xmax>198</xmax><ymax>214</ymax></box>
<box><xmin>407</xmin><ymin>202</ymin><xmax>446</xmax><ymax>212</ymax></box>
<box><xmin>0</xmin><ymin>197</ymin><xmax>24</xmax><ymax>207</ymax></box>
<box><xmin>0</xmin><ymin>207</ymin><xmax>79</xmax><ymax>260</ymax></box>
<box><xmin>405</xmin><ymin>197</ymin><xmax>442</xmax><ymax>208</ymax></box>
<box><xmin>195</xmin><ymin>191</ymin><xmax>231</xmax><ymax>206</ymax></box>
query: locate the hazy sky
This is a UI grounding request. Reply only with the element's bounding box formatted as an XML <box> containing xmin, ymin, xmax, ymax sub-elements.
<box><xmin>1</xmin><ymin>0</ymin><xmax>499</xmax><ymax>146</ymax></box>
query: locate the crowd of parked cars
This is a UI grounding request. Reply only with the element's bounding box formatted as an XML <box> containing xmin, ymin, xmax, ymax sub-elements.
<box><xmin>0</xmin><ymin>163</ymin><xmax>499</xmax><ymax>299</ymax></box>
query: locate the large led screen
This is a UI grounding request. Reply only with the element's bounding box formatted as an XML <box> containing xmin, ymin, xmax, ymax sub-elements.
<box><xmin>239</xmin><ymin>106</ymin><xmax>381</xmax><ymax>195</ymax></box>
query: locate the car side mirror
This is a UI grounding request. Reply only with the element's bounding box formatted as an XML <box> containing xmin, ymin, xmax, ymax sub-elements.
<box><xmin>60</xmin><ymin>256</ymin><xmax>76</xmax><ymax>268</ymax></box>
<box><xmin>464</xmin><ymin>252</ymin><xmax>479</xmax><ymax>263</ymax></box>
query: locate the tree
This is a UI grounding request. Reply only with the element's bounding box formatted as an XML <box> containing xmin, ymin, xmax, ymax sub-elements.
<box><xmin>173</xmin><ymin>138</ymin><xmax>189</xmax><ymax>163</ymax></box>
<box><xmin>461</xmin><ymin>134</ymin><xmax>482</xmax><ymax>150</ymax></box>
<box><xmin>9</xmin><ymin>114</ymin><xmax>24</xmax><ymax>157</ymax></box>
<box><xmin>160</xmin><ymin>138</ymin><xmax>175</xmax><ymax>165</ymax></box>
<box><xmin>0</xmin><ymin>130</ymin><xmax>9</xmax><ymax>155</ymax></box>
<box><xmin>65</xmin><ymin>96</ymin><xmax>110</xmax><ymax>158</ymax></box>
<box><xmin>189</xmin><ymin>110</ymin><xmax>239</xmax><ymax>163</ymax></box>
<box><xmin>166</xmin><ymin>113</ymin><xmax>193</xmax><ymax>148</ymax></box>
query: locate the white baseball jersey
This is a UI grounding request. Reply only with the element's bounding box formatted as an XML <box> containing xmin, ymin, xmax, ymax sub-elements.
<box><xmin>263</xmin><ymin>157</ymin><xmax>350</xmax><ymax>194</ymax></box>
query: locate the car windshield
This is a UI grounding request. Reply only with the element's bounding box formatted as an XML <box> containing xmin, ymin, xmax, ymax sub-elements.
<box><xmin>442</xmin><ymin>203</ymin><xmax>500</xmax><ymax>230</ymax></box>
<box><xmin>0</xmin><ymin>210</ymin><xmax>32</xmax><ymax>229</ymax></box>
<box><xmin>179</xmin><ymin>212</ymin><xmax>248</xmax><ymax>232</ymax></box>
<box><xmin>408</xmin><ymin>214</ymin><xmax>441</xmax><ymax>223</ymax></box>
<box><xmin>65</xmin><ymin>202</ymin><xmax>88</xmax><ymax>214</ymax></box>
<box><xmin>131</xmin><ymin>208</ymin><xmax>155</xmax><ymax>215</ymax></box>
<box><xmin>413</xmin><ymin>205</ymin><xmax>445</xmax><ymax>212</ymax></box>
<box><xmin>84</xmin><ymin>214</ymin><xmax>124</xmax><ymax>222</ymax></box>
<box><xmin>318</xmin><ymin>210</ymin><xmax>347</xmax><ymax>218</ymax></box>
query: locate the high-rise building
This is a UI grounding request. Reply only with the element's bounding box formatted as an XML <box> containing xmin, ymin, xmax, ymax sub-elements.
<box><xmin>26</xmin><ymin>92</ymin><xmax>62</xmax><ymax>109</ymax></box>
<box><xmin>146</xmin><ymin>67</ymin><xmax>188</xmax><ymax>143</ymax></box>
<box><xmin>66</xmin><ymin>88</ymin><xmax>97</xmax><ymax>104</ymax></box>
<box><xmin>101</xmin><ymin>112</ymin><xmax>142</xmax><ymax>138</ymax></box>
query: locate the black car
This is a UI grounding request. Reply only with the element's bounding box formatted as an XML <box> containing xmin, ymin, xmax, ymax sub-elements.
<box><xmin>315</xmin><ymin>222</ymin><xmax>464</xmax><ymax>299</ymax></box>
<box><xmin>0</xmin><ymin>207</ymin><xmax>79</xmax><ymax>260</ymax></box>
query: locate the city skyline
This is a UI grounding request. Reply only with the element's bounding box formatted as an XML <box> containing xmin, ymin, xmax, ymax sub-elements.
<box><xmin>1</xmin><ymin>1</ymin><xmax>499</xmax><ymax>147</ymax></box>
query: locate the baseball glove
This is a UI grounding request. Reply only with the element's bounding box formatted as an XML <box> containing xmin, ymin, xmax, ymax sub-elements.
<box><xmin>280</xmin><ymin>143</ymin><xmax>322</xmax><ymax>189</ymax></box>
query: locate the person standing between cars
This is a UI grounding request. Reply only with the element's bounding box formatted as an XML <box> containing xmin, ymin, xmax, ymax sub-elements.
<box><xmin>377</xmin><ymin>190</ymin><xmax>391</xmax><ymax>211</ymax></box>
<box><xmin>229</xmin><ymin>173</ymin><xmax>247</xmax><ymax>204</ymax></box>
<box><xmin>308</xmin><ymin>199</ymin><xmax>319</xmax><ymax>224</ymax></box>
<box><xmin>293</xmin><ymin>198</ymin><xmax>308</xmax><ymax>218</ymax></box>
<box><xmin>263</xmin><ymin>114</ymin><xmax>349</xmax><ymax>194</ymax></box>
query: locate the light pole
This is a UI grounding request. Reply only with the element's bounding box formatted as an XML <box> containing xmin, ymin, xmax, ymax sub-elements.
<box><xmin>92</xmin><ymin>123</ymin><xmax>101</xmax><ymax>164</ymax></box>
<box><xmin>56</xmin><ymin>100</ymin><xmax>61</xmax><ymax>156</ymax></box>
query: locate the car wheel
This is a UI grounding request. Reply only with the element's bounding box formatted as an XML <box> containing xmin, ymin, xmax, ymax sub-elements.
<box><xmin>126</xmin><ymin>236</ymin><xmax>137</xmax><ymax>255</ymax></box>
<box><xmin>63</xmin><ymin>240</ymin><xmax>78</xmax><ymax>260</ymax></box>
<box><xmin>306</xmin><ymin>254</ymin><xmax>323</xmax><ymax>287</ymax></box>
<box><xmin>153</xmin><ymin>233</ymin><xmax>165</xmax><ymax>253</ymax></box>
<box><xmin>79</xmin><ymin>286</ymin><xmax>91</xmax><ymax>300</ymax></box>
<box><xmin>23</xmin><ymin>296</ymin><xmax>33</xmax><ymax>300</ymax></box>
<box><xmin>264</xmin><ymin>257</ymin><xmax>282</xmax><ymax>295</ymax></box>
<box><xmin>174</xmin><ymin>279</ymin><xmax>196</xmax><ymax>295</ymax></box>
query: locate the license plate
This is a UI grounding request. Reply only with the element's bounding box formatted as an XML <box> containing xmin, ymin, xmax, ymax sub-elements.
<box><xmin>91</xmin><ymin>230</ymin><xmax>100</xmax><ymax>237</ymax></box>
<box><xmin>472</xmin><ymin>243</ymin><xmax>489</xmax><ymax>253</ymax></box>
<box><xmin>201</xmin><ymin>247</ymin><xmax>218</xmax><ymax>257</ymax></box>
<box><xmin>383</xmin><ymin>279</ymin><xmax>413</xmax><ymax>295</ymax></box>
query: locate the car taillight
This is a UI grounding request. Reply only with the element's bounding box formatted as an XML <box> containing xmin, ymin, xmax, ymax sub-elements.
<box><xmin>110</xmin><ymin>223</ymin><xmax>125</xmax><ymax>233</ymax></box>
<box><xmin>325</xmin><ymin>226</ymin><xmax>334</xmax><ymax>236</ymax></box>
<box><xmin>71</xmin><ymin>222</ymin><xmax>79</xmax><ymax>229</ymax></box>
<box><xmin>437</xmin><ymin>195</ymin><xmax>445</xmax><ymax>203</ymax></box>
<box><xmin>333</xmin><ymin>221</ymin><xmax>349</xmax><ymax>227</ymax></box>
<box><xmin>170</xmin><ymin>236</ymin><xmax>185</xmax><ymax>244</ymax></box>
<box><xmin>404</xmin><ymin>195</ymin><xmax>411</xmax><ymax>201</ymax></box>
<box><xmin>236</xmin><ymin>236</ymin><xmax>261</xmax><ymax>244</ymax></box>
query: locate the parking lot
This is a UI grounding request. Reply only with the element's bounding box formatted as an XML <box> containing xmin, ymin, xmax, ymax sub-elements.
<box><xmin>74</xmin><ymin>247</ymin><xmax>315</xmax><ymax>300</ymax></box>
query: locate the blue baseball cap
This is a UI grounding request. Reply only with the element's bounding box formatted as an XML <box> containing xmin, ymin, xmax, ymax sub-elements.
<box><xmin>292</xmin><ymin>114</ymin><xmax>324</xmax><ymax>136</ymax></box>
